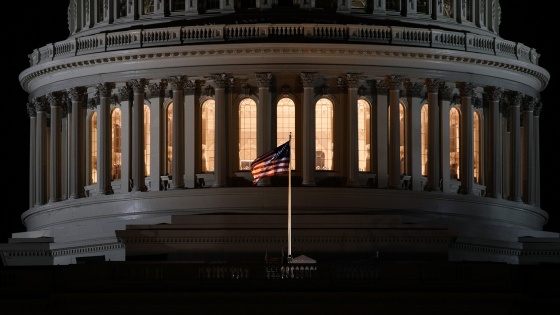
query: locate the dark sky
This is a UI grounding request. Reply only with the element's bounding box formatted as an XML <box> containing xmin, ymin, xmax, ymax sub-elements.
<box><xmin>2</xmin><ymin>1</ymin><xmax>557</xmax><ymax>243</ymax></box>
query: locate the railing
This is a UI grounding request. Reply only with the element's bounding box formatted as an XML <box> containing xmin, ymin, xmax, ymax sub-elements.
<box><xmin>32</xmin><ymin>23</ymin><xmax>540</xmax><ymax>66</ymax></box>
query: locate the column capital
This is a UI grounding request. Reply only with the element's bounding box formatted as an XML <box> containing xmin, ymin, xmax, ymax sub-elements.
<box><xmin>255</xmin><ymin>72</ymin><xmax>273</xmax><ymax>88</ymax></box>
<box><xmin>534</xmin><ymin>102</ymin><xmax>543</xmax><ymax>116</ymax></box>
<box><xmin>130</xmin><ymin>79</ymin><xmax>148</xmax><ymax>93</ymax></box>
<box><xmin>345</xmin><ymin>73</ymin><xmax>364</xmax><ymax>88</ymax></box>
<box><xmin>148</xmin><ymin>79</ymin><xmax>169</xmax><ymax>98</ymax></box>
<box><xmin>483</xmin><ymin>86</ymin><xmax>504</xmax><ymax>101</ymax></box>
<box><xmin>34</xmin><ymin>97</ymin><xmax>49</xmax><ymax>112</ymax></box>
<box><xmin>456</xmin><ymin>82</ymin><xmax>476</xmax><ymax>97</ymax></box>
<box><xmin>95</xmin><ymin>82</ymin><xmax>116</xmax><ymax>98</ymax></box>
<box><xmin>27</xmin><ymin>102</ymin><xmax>37</xmax><ymax>117</ymax></box>
<box><xmin>424</xmin><ymin>78</ymin><xmax>441</xmax><ymax>93</ymax></box>
<box><xmin>522</xmin><ymin>96</ymin><xmax>536</xmax><ymax>112</ymax></box>
<box><xmin>67</xmin><ymin>86</ymin><xmax>88</xmax><ymax>101</ymax></box>
<box><xmin>384</xmin><ymin>75</ymin><xmax>403</xmax><ymax>90</ymax></box>
<box><xmin>300</xmin><ymin>72</ymin><xmax>318</xmax><ymax>87</ymax></box>
<box><xmin>210</xmin><ymin>73</ymin><xmax>229</xmax><ymax>88</ymax></box>
<box><xmin>506</xmin><ymin>91</ymin><xmax>523</xmax><ymax>106</ymax></box>
<box><xmin>47</xmin><ymin>91</ymin><xmax>64</xmax><ymax>106</ymax></box>
<box><xmin>118</xmin><ymin>84</ymin><xmax>132</xmax><ymax>101</ymax></box>
<box><xmin>169</xmin><ymin>76</ymin><xmax>187</xmax><ymax>90</ymax></box>
<box><xmin>405</xmin><ymin>80</ymin><xmax>424</xmax><ymax>98</ymax></box>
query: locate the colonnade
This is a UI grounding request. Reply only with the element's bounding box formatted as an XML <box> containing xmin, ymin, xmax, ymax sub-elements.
<box><xmin>26</xmin><ymin>73</ymin><xmax>542</xmax><ymax>210</ymax></box>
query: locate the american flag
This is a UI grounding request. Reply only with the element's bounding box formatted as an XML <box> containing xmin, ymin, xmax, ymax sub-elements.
<box><xmin>250</xmin><ymin>141</ymin><xmax>290</xmax><ymax>185</ymax></box>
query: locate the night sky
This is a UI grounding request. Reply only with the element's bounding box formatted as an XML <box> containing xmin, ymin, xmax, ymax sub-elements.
<box><xmin>2</xmin><ymin>1</ymin><xmax>557</xmax><ymax>243</ymax></box>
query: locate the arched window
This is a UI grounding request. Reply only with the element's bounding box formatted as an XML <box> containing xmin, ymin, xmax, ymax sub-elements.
<box><xmin>474</xmin><ymin>111</ymin><xmax>481</xmax><ymax>183</ymax></box>
<box><xmin>358</xmin><ymin>99</ymin><xmax>371</xmax><ymax>172</ymax></box>
<box><xmin>111</xmin><ymin>108</ymin><xmax>122</xmax><ymax>180</ymax></box>
<box><xmin>91</xmin><ymin>112</ymin><xmax>98</xmax><ymax>184</ymax></box>
<box><xmin>316</xmin><ymin>98</ymin><xmax>333</xmax><ymax>171</ymax></box>
<box><xmin>239</xmin><ymin>98</ymin><xmax>257</xmax><ymax>170</ymax></box>
<box><xmin>421</xmin><ymin>104</ymin><xmax>429</xmax><ymax>176</ymax></box>
<box><xmin>166</xmin><ymin>103</ymin><xmax>173</xmax><ymax>175</ymax></box>
<box><xmin>400</xmin><ymin>103</ymin><xmax>406</xmax><ymax>175</ymax></box>
<box><xmin>201</xmin><ymin>99</ymin><xmax>215</xmax><ymax>172</ymax></box>
<box><xmin>450</xmin><ymin>107</ymin><xmax>461</xmax><ymax>179</ymax></box>
<box><xmin>277</xmin><ymin>97</ymin><xmax>296</xmax><ymax>170</ymax></box>
<box><xmin>144</xmin><ymin>105</ymin><xmax>150</xmax><ymax>177</ymax></box>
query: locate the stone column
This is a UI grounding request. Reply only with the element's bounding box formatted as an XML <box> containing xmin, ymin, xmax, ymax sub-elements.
<box><xmin>375</xmin><ymin>79</ymin><xmax>389</xmax><ymax>188</ymax></box>
<box><xmin>35</xmin><ymin>97</ymin><xmax>48</xmax><ymax>206</ymax></box>
<box><xmin>47</xmin><ymin>92</ymin><xmax>63</xmax><ymax>202</ymax></box>
<box><xmin>346</xmin><ymin>73</ymin><xmax>361</xmax><ymax>187</ymax></box>
<box><xmin>130</xmin><ymin>79</ymin><xmax>148</xmax><ymax>192</ymax></box>
<box><xmin>95</xmin><ymin>82</ymin><xmax>115</xmax><ymax>195</ymax></box>
<box><xmin>27</xmin><ymin>103</ymin><xmax>37</xmax><ymax>208</ymax></box>
<box><xmin>147</xmin><ymin>80</ymin><xmax>168</xmax><ymax>191</ymax></box>
<box><xmin>61</xmin><ymin>96</ymin><xmax>70</xmax><ymax>200</ymax></box>
<box><xmin>117</xmin><ymin>84</ymin><xmax>132</xmax><ymax>193</ymax></box>
<box><xmin>169</xmin><ymin>76</ymin><xmax>186</xmax><ymax>189</ymax></box>
<box><xmin>534</xmin><ymin>102</ymin><xmax>542</xmax><ymax>207</ymax></box>
<box><xmin>256</xmin><ymin>72</ymin><xmax>273</xmax><ymax>187</ymax></box>
<box><xmin>386</xmin><ymin>76</ymin><xmax>402</xmax><ymax>189</ymax></box>
<box><xmin>404</xmin><ymin>80</ymin><xmax>423</xmax><ymax>191</ymax></box>
<box><xmin>300</xmin><ymin>72</ymin><xmax>318</xmax><ymax>187</ymax></box>
<box><xmin>457</xmin><ymin>82</ymin><xmax>476</xmax><ymax>195</ymax></box>
<box><xmin>212</xmin><ymin>74</ymin><xmax>228</xmax><ymax>187</ymax></box>
<box><xmin>439</xmin><ymin>84</ymin><xmax>452</xmax><ymax>193</ymax></box>
<box><xmin>184</xmin><ymin>79</ymin><xmax>197</xmax><ymax>188</ymax></box>
<box><xmin>522</xmin><ymin>96</ymin><xmax>536</xmax><ymax>205</ymax></box>
<box><xmin>508</xmin><ymin>92</ymin><xmax>523</xmax><ymax>202</ymax></box>
<box><xmin>425</xmin><ymin>79</ymin><xmax>441</xmax><ymax>191</ymax></box>
<box><xmin>67</xmin><ymin>86</ymin><xmax>87</xmax><ymax>199</ymax></box>
<box><xmin>484</xmin><ymin>86</ymin><xmax>503</xmax><ymax>199</ymax></box>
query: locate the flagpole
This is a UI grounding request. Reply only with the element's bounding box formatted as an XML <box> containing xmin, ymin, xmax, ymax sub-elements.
<box><xmin>287</xmin><ymin>133</ymin><xmax>292</xmax><ymax>262</ymax></box>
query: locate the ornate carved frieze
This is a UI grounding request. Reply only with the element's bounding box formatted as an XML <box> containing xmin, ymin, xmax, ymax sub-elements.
<box><xmin>424</xmin><ymin>78</ymin><xmax>440</xmax><ymax>94</ymax></box>
<box><xmin>345</xmin><ymin>73</ymin><xmax>363</xmax><ymax>88</ymax></box>
<box><xmin>507</xmin><ymin>91</ymin><xmax>523</xmax><ymax>107</ymax></box>
<box><xmin>34</xmin><ymin>97</ymin><xmax>49</xmax><ymax>112</ymax></box>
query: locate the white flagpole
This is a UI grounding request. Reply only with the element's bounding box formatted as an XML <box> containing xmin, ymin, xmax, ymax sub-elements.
<box><xmin>288</xmin><ymin>133</ymin><xmax>292</xmax><ymax>262</ymax></box>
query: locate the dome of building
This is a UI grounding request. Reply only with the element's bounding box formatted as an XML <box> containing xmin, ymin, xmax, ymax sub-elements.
<box><xmin>2</xmin><ymin>0</ymin><xmax>558</xmax><ymax>266</ymax></box>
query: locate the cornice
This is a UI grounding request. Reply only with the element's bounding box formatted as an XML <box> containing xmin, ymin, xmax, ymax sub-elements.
<box><xmin>20</xmin><ymin>42</ymin><xmax>549</xmax><ymax>100</ymax></box>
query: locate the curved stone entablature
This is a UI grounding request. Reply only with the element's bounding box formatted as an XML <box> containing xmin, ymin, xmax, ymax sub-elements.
<box><xmin>21</xmin><ymin>24</ymin><xmax>548</xmax><ymax>99</ymax></box>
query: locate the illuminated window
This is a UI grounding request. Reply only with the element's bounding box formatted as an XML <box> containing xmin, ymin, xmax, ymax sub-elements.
<box><xmin>111</xmin><ymin>108</ymin><xmax>122</xmax><ymax>180</ymax></box>
<box><xmin>450</xmin><ymin>107</ymin><xmax>460</xmax><ymax>179</ymax></box>
<box><xmin>389</xmin><ymin>102</ymin><xmax>407</xmax><ymax>174</ymax></box>
<box><xmin>144</xmin><ymin>105</ymin><xmax>150</xmax><ymax>177</ymax></box>
<box><xmin>474</xmin><ymin>111</ymin><xmax>481</xmax><ymax>183</ymax></box>
<box><xmin>358</xmin><ymin>99</ymin><xmax>371</xmax><ymax>172</ymax></box>
<box><xmin>444</xmin><ymin>0</ymin><xmax>454</xmax><ymax>18</ymax></box>
<box><xmin>316</xmin><ymin>98</ymin><xmax>333</xmax><ymax>171</ymax></box>
<box><xmin>239</xmin><ymin>98</ymin><xmax>257</xmax><ymax>170</ymax></box>
<box><xmin>166</xmin><ymin>103</ymin><xmax>173</xmax><ymax>174</ymax></box>
<box><xmin>91</xmin><ymin>112</ymin><xmax>98</xmax><ymax>184</ymax></box>
<box><xmin>277</xmin><ymin>97</ymin><xmax>296</xmax><ymax>170</ymax></box>
<box><xmin>201</xmin><ymin>99</ymin><xmax>215</xmax><ymax>172</ymax></box>
<box><xmin>143</xmin><ymin>0</ymin><xmax>154</xmax><ymax>14</ymax></box>
<box><xmin>421</xmin><ymin>104</ymin><xmax>429</xmax><ymax>176</ymax></box>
